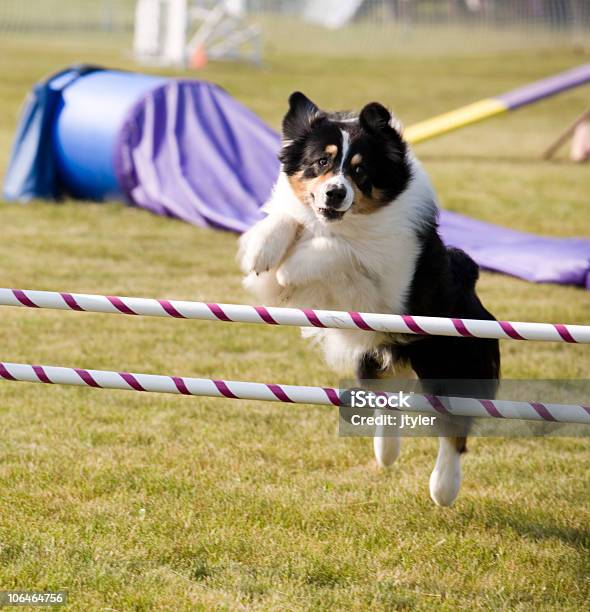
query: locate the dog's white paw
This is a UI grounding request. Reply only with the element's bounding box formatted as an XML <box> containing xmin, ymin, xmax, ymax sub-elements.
<box><xmin>429</xmin><ymin>439</ymin><xmax>461</xmax><ymax>507</ymax></box>
<box><xmin>429</xmin><ymin>467</ymin><xmax>460</xmax><ymax>507</ymax></box>
<box><xmin>242</xmin><ymin>271</ymin><xmax>285</xmax><ymax>305</ymax></box>
<box><xmin>242</xmin><ymin>239</ymin><xmax>284</xmax><ymax>275</ymax></box>
<box><xmin>238</xmin><ymin>216</ymin><xmax>297</xmax><ymax>275</ymax></box>
<box><xmin>275</xmin><ymin>261</ymin><xmax>295</xmax><ymax>287</ymax></box>
<box><xmin>275</xmin><ymin>241</ymin><xmax>318</xmax><ymax>287</ymax></box>
<box><xmin>373</xmin><ymin>435</ymin><xmax>401</xmax><ymax>468</ymax></box>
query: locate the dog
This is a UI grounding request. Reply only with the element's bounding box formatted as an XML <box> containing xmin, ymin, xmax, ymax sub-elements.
<box><xmin>238</xmin><ymin>92</ymin><xmax>500</xmax><ymax>506</ymax></box>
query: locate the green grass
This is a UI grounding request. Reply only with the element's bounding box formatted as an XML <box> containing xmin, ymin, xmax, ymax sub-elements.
<box><xmin>0</xmin><ymin>35</ymin><xmax>589</xmax><ymax>610</ymax></box>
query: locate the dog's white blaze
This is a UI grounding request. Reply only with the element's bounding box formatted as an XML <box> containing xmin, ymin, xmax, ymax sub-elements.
<box><xmin>339</xmin><ymin>129</ymin><xmax>351</xmax><ymax>172</ymax></box>
<box><xmin>316</xmin><ymin>129</ymin><xmax>354</xmax><ymax>212</ymax></box>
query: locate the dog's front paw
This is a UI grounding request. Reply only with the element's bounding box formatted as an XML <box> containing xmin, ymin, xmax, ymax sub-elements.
<box><xmin>238</xmin><ymin>218</ymin><xmax>295</xmax><ymax>275</ymax></box>
<box><xmin>241</xmin><ymin>240</ymin><xmax>281</xmax><ymax>275</ymax></box>
<box><xmin>276</xmin><ymin>243</ymin><xmax>319</xmax><ymax>287</ymax></box>
<box><xmin>275</xmin><ymin>262</ymin><xmax>293</xmax><ymax>287</ymax></box>
<box><xmin>276</xmin><ymin>256</ymin><xmax>311</xmax><ymax>287</ymax></box>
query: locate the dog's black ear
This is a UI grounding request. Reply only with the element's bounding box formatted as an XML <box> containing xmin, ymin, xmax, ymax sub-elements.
<box><xmin>359</xmin><ymin>102</ymin><xmax>392</xmax><ymax>134</ymax></box>
<box><xmin>360</xmin><ymin>102</ymin><xmax>406</xmax><ymax>159</ymax></box>
<box><xmin>282</xmin><ymin>91</ymin><xmax>320</xmax><ymax>141</ymax></box>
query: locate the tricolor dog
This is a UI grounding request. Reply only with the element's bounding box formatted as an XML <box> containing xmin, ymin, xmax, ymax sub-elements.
<box><xmin>239</xmin><ymin>92</ymin><xmax>500</xmax><ymax>506</ymax></box>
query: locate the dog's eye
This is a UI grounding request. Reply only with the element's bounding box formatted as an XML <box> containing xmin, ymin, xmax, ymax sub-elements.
<box><xmin>317</xmin><ymin>157</ymin><xmax>330</xmax><ymax>168</ymax></box>
<box><xmin>353</xmin><ymin>164</ymin><xmax>366</xmax><ymax>177</ymax></box>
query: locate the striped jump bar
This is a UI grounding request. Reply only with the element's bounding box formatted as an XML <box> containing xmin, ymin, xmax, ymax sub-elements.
<box><xmin>1</xmin><ymin>361</ymin><xmax>589</xmax><ymax>425</ymax></box>
<box><xmin>405</xmin><ymin>63</ymin><xmax>590</xmax><ymax>144</ymax></box>
<box><xmin>1</xmin><ymin>288</ymin><xmax>589</xmax><ymax>344</ymax></box>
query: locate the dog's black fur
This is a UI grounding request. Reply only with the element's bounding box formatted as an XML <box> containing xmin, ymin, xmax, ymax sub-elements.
<box><xmin>357</xmin><ymin>227</ymin><xmax>501</xmax><ymax>450</ymax></box>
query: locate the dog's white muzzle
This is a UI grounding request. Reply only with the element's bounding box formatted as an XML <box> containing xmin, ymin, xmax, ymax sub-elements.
<box><xmin>314</xmin><ymin>175</ymin><xmax>354</xmax><ymax>220</ymax></box>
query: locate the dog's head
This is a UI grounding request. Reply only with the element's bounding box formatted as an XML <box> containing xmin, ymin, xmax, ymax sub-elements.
<box><xmin>279</xmin><ymin>92</ymin><xmax>412</xmax><ymax>223</ymax></box>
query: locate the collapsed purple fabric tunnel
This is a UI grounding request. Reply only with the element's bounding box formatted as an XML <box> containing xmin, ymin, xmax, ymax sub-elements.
<box><xmin>3</xmin><ymin>67</ymin><xmax>590</xmax><ymax>289</ymax></box>
<box><xmin>3</xmin><ymin>68</ymin><xmax>279</xmax><ymax>233</ymax></box>
<box><xmin>440</xmin><ymin>211</ymin><xmax>590</xmax><ymax>290</ymax></box>
<box><xmin>115</xmin><ymin>77</ymin><xmax>280</xmax><ymax>232</ymax></box>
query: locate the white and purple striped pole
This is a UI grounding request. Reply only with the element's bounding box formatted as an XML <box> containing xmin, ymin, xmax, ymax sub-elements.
<box><xmin>1</xmin><ymin>288</ymin><xmax>589</xmax><ymax>344</ymax></box>
<box><xmin>0</xmin><ymin>361</ymin><xmax>589</xmax><ymax>424</ymax></box>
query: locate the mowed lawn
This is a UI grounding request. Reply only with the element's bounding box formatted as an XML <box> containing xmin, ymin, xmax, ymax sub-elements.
<box><xmin>0</xmin><ymin>34</ymin><xmax>589</xmax><ymax>610</ymax></box>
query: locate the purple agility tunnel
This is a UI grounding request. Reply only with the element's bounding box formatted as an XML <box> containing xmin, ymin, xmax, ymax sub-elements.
<box><xmin>3</xmin><ymin>67</ymin><xmax>279</xmax><ymax>233</ymax></box>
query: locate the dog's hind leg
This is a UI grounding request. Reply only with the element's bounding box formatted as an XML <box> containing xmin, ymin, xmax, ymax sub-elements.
<box><xmin>429</xmin><ymin>436</ymin><xmax>465</xmax><ymax>507</ymax></box>
<box><xmin>406</xmin><ymin>334</ymin><xmax>499</xmax><ymax>507</ymax></box>
<box><xmin>373</xmin><ymin>428</ymin><xmax>401</xmax><ymax>469</ymax></box>
<box><xmin>356</xmin><ymin>352</ymin><xmax>412</xmax><ymax>468</ymax></box>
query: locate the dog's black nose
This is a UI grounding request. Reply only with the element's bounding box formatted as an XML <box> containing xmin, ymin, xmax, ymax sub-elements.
<box><xmin>325</xmin><ymin>185</ymin><xmax>347</xmax><ymax>207</ymax></box>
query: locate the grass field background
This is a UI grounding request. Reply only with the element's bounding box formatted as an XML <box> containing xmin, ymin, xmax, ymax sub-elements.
<box><xmin>0</xmin><ymin>32</ymin><xmax>589</xmax><ymax>610</ymax></box>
